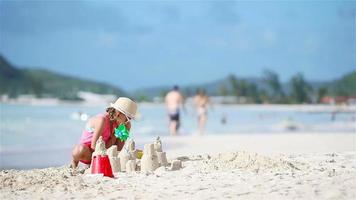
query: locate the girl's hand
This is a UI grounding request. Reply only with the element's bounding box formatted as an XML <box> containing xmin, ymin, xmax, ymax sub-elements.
<box><xmin>90</xmin><ymin>117</ymin><xmax>105</xmax><ymax>150</ymax></box>
<box><xmin>125</xmin><ymin>121</ymin><xmax>131</xmax><ymax>131</ymax></box>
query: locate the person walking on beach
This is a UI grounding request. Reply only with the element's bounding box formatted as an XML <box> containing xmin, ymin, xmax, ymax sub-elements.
<box><xmin>71</xmin><ymin>97</ymin><xmax>138</xmax><ymax>169</ymax></box>
<box><xmin>194</xmin><ymin>89</ymin><xmax>210</xmax><ymax>135</ymax></box>
<box><xmin>165</xmin><ymin>85</ymin><xmax>184</xmax><ymax>136</ymax></box>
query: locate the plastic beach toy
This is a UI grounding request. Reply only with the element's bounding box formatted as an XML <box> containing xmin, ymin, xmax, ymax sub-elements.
<box><xmin>114</xmin><ymin>124</ymin><xmax>130</xmax><ymax>141</ymax></box>
<box><xmin>91</xmin><ymin>155</ymin><xmax>114</xmax><ymax>178</ymax></box>
<box><xmin>137</xmin><ymin>150</ymin><xmax>143</xmax><ymax>159</ymax></box>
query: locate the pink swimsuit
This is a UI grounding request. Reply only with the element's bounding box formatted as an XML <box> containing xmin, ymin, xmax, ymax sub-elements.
<box><xmin>78</xmin><ymin>113</ymin><xmax>118</xmax><ymax>164</ymax></box>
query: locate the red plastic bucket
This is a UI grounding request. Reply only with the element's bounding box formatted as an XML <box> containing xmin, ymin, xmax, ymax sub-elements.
<box><xmin>91</xmin><ymin>155</ymin><xmax>114</xmax><ymax>178</ymax></box>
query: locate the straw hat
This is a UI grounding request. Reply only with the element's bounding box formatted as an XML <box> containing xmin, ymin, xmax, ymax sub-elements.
<box><xmin>110</xmin><ymin>97</ymin><xmax>138</xmax><ymax>119</ymax></box>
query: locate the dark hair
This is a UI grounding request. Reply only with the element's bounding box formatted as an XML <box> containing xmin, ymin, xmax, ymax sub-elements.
<box><xmin>173</xmin><ymin>85</ymin><xmax>179</xmax><ymax>91</ymax></box>
<box><xmin>106</xmin><ymin>107</ymin><xmax>119</xmax><ymax>121</ymax></box>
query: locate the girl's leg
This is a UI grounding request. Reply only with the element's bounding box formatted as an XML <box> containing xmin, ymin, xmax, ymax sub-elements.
<box><xmin>71</xmin><ymin>144</ymin><xmax>92</xmax><ymax>168</ymax></box>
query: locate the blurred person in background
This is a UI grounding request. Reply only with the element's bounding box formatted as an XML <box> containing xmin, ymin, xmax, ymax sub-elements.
<box><xmin>165</xmin><ymin>85</ymin><xmax>184</xmax><ymax>135</ymax></box>
<box><xmin>194</xmin><ymin>89</ymin><xmax>210</xmax><ymax>135</ymax></box>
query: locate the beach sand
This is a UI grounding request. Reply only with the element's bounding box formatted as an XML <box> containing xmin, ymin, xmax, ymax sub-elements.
<box><xmin>1</xmin><ymin>133</ymin><xmax>355</xmax><ymax>199</ymax></box>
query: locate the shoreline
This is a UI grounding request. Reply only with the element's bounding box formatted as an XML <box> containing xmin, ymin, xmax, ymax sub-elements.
<box><xmin>2</xmin><ymin>101</ymin><xmax>356</xmax><ymax>112</ymax></box>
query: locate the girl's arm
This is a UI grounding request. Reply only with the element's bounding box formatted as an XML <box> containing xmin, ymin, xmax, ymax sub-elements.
<box><xmin>90</xmin><ymin>117</ymin><xmax>105</xmax><ymax>151</ymax></box>
<box><xmin>125</xmin><ymin>121</ymin><xmax>131</xmax><ymax>131</ymax></box>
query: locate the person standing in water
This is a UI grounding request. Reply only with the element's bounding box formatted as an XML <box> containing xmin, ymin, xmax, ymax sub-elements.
<box><xmin>194</xmin><ymin>89</ymin><xmax>210</xmax><ymax>135</ymax></box>
<box><xmin>165</xmin><ymin>85</ymin><xmax>184</xmax><ymax>135</ymax></box>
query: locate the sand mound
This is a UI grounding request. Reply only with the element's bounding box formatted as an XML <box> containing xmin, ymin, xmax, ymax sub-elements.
<box><xmin>0</xmin><ymin>166</ymin><xmax>91</xmax><ymax>193</ymax></box>
<box><xmin>1</xmin><ymin>151</ymin><xmax>355</xmax><ymax>200</ymax></box>
<box><xmin>202</xmin><ymin>151</ymin><xmax>303</xmax><ymax>172</ymax></box>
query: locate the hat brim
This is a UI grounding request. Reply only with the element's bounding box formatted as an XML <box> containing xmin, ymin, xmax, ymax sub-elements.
<box><xmin>110</xmin><ymin>103</ymin><xmax>136</xmax><ymax>120</ymax></box>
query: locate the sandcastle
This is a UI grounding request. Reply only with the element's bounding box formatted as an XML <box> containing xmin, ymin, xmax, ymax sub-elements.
<box><xmin>89</xmin><ymin>136</ymin><xmax>182</xmax><ymax>174</ymax></box>
<box><xmin>154</xmin><ymin>137</ymin><xmax>168</xmax><ymax>167</ymax></box>
<box><xmin>118</xmin><ymin>139</ymin><xmax>136</xmax><ymax>172</ymax></box>
<box><xmin>92</xmin><ymin>136</ymin><xmax>106</xmax><ymax>157</ymax></box>
<box><xmin>107</xmin><ymin>145</ymin><xmax>120</xmax><ymax>172</ymax></box>
<box><xmin>141</xmin><ymin>143</ymin><xmax>159</xmax><ymax>171</ymax></box>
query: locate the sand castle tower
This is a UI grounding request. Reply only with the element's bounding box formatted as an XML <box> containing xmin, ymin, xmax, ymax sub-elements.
<box><xmin>170</xmin><ymin>160</ymin><xmax>182</xmax><ymax>171</ymax></box>
<box><xmin>92</xmin><ymin>136</ymin><xmax>106</xmax><ymax>157</ymax></box>
<box><xmin>107</xmin><ymin>145</ymin><xmax>120</xmax><ymax>173</ymax></box>
<box><xmin>141</xmin><ymin>143</ymin><xmax>159</xmax><ymax>172</ymax></box>
<box><xmin>141</xmin><ymin>137</ymin><xmax>169</xmax><ymax>172</ymax></box>
<box><xmin>127</xmin><ymin>139</ymin><xmax>138</xmax><ymax>161</ymax></box>
<box><xmin>126</xmin><ymin>160</ymin><xmax>136</xmax><ymax>172</ymax></box>
<box><xmin>154</xmin><ymin>137</ymin><xmax>168</xmax><ymax>167</ymax></box>
<box><xmin>118</xmin><ymin>145</ymin><xmax>130</xmax><ymax>172</ymax></box>
<box><xmin>118</xmin><ymin>139</ymin><xmax>137</xmax><ymax>172</ymax></box>
<box><xmin>154</xmin><ymin>136</ymin><xmax>162</xmax><ymax>152</ymax></box>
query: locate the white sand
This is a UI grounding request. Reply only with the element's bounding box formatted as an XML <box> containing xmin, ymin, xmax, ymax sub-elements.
<box><xmin>1</xmin><ymin>133</ymin><xmax>355</xmax><ymax>200</ymax></box>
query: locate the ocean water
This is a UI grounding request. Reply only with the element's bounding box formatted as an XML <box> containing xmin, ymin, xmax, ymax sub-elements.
<box><xmin>1</xmin><ymin>103</ymin><xmax>355</xmax><ymax>169</ymax></box>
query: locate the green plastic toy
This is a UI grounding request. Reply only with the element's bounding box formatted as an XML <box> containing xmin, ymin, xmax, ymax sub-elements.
<box><xmin>114</xmin><ymin>124</ymin><xmax>130</xmax><ymax>141</ymax></box>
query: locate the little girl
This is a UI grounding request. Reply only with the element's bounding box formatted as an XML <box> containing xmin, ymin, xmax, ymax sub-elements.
<box><xmin>71</xmin><ymin>97</ymin><xmax>138</xmax><ymax>169</ymax></box>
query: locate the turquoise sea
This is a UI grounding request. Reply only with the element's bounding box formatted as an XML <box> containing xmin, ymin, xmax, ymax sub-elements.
<box><xmin>1</xmin><ymin>103</ymin><xmax>355</xmax><ymax>169</ymax></box>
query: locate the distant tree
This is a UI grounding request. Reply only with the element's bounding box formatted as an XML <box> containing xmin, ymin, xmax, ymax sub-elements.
<box><xmin>228</xmin><ymin>74</ymin><xmax>263</xmax><ymax>103</ymax></box>
<box><xmin>238</xmin><ymin>79</ymin><xmax>249</xmax><ymax>97</ymax></box>
<box><xmin>263</xmin><ymin>69</ymin><xmax>285</xmax><ymax>103</ymax></box>
<box><xmin>228</xmin><ymin>74</ymin><xmax>239</xmax><ymax>97</ymax></box>
<box><xmin>246</xmin><ymin>82</ymin><xmax>262</xmax><ymax>103</ymax></box>
<box><xmin>218</xmin><ymin>84</ymin><xmax>228</xmax><ymax>96</ymax></box>
<box><xmin>317</xmin><ymin>87</ymin><xmax>328</xmax><ymax>103</ymax></box>
<box><xmin>8</xmin><ymin>88</ymin><xmax>19</xmax><ymax>98</ymax></box>
<box><xmin>333</xmin><ymin>72</ymin><xmax>356</xmax><ymax>96</ymax></box>
<box><xmin>137</xmin><ymin>94</ymin><xmax>149</xmax><ymax>102</ymax></box>
<box><xmin>30</xmin><ymin>78</ymin><xmax>43</xmax><ymax>98</ymax></box>
<box><xmin>258</xmin><ymin>89</ymin><xmax>269</xmax><ymax>104</ymax></box>
<box><xmin>290</xmin><ymin>73</ymin><xmax>312</xmax><ymax>103</ymax></box>
<box><xmin>183</xmin><ymin>87</ymin><xmax>193</xmax><ymax>97</ymax></box>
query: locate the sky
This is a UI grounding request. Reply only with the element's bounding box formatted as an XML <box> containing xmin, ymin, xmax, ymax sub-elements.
<box><xmin>0</xmin><ymin>0</ymin><xmax>355</xmax><ymax>91</ymax></box>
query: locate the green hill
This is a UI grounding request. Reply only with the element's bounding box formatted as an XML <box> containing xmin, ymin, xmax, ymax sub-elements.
<box><xmin>0</xmin><ymin>55</ymin><xmax>40</xmax><ymax>97</ymax></box>
<box><xmin>0</xmin><ymin>55</ymin><xmax>127</xmax><ymax>100</ymax></box>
